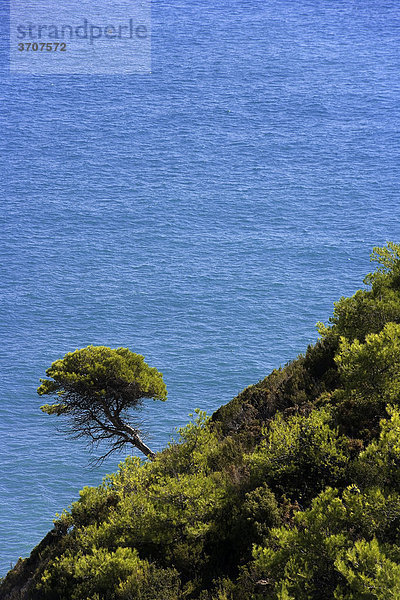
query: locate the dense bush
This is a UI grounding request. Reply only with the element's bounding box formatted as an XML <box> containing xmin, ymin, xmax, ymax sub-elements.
<box><xmin>248</xmin><ymin>409</ymin><xmax>350</xmax><ymax>503</ymax></box>
<box><xmin>38</xmin><ymin>547</ymin><xmax>181</xmax><ymax>600</ymax></box>
<box><xmin>243</xmin><ymin>485</ymin><xmax>400</xmax><ymax>599</ymax></box>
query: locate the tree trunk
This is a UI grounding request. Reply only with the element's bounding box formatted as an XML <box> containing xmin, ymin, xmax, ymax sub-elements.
<box><xmin>109</xmin><ymin>412</ymin><xmax>156</xmax><ymax>461</ymax></box>
<box><xmin>120</xmin><ymin>421</ymin><xmax>156</xmax><ymax>460</ymax></box>
<box><xmin>132</xmin><ymin>435</ymin><xmax>156</xmax><ymax>460</ymax></box>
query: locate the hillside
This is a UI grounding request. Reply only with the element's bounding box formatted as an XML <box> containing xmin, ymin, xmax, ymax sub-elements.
<box><xmin>2</xmin><ymin>242</ymin><xmax>400</xmax><ymax>600</ymax></box>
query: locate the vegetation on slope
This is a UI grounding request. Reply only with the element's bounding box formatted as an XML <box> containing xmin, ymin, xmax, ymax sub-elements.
<box><xmin>2</xmin><ymin>242</ymin><xmax>400</xmax><ymax>600</ymax></box>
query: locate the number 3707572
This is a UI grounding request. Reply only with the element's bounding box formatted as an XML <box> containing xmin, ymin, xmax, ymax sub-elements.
<box><xmin>18</xmin><ymin>42</ymin><xmax>67</xmax><ymax>51</ymax></box>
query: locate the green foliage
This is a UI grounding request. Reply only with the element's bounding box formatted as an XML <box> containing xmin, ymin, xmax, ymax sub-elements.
<box><xmin>334</xmin><ymin>538</ymin><xmax>400</xmax><ymax>600</ymax></box>
<box><xmin>249</xmin><ymin>409</ymin><xmax>350</xmax><ymax>502</ymax></box>
<box><xmin>38</xmin><ymin>546</ymin><xmax>181</xmax><ymax>600</ymax></box>
<box><xmin>245</xmin><ymin>486</ymin><xmax>400</xmax><ymax>599</ymax></box>
<box><xmin>328</xmin><ymin>288</ymin><xmax>400</xmax><ymax>344</ymax></box>
<box><xmin>366</xmin><ymin>241</ymin><xmax>400</xmax><ymax>288</ymax></box>
<box><xmin>203</xmin><ymin>482</ymin><xmax>281</xmax><ymax>579</ymax></box>
<box><xmin>331</xmin><ymin>323</ymin><xmax>400</xmax><ymax>439</ymax></box>
<box><xmin>353</xmin><ymin>406</ymin><xmax>400</xmax><ymax>493</ymax></box>
<box><xmin>111</xmin><ymin>469</ymin><xmax>226</xmax><ymax>574</ymax></box>
<box><xmin>56</xmin><ymin>482</ymin><xmax>119</xmax><ymax>531</ymax></box>
<box><xmin>39</xmin><ymin>345</ymin><xmax>167</xmax><ymax>406</ymax></box>
<box><xmin>320</xmin><ymin>243</ymin><xmax>400</xmax><ymax>343</ymax></box>
<box><xmin>159</xmin><ymin>410</ymin><xmax>222</xmax><ymax>476</ymax></box>
<box><xmin>336</xmin><ymin>323</ymin><xmax>400</xmax><ymax>406</ymax></box>
<box><xmin>240</xmin><ymin>484</ymin><xmax>281</xmax><ymax>543</ymax></box>
<box><xmin>208</xmin><ymin>578</ymin><xmax>236</xmax><ymax>600</ymax></box>
<box><xmin>44</xmin><ymin>416</ymin><xmax>231</xmax><ymax>591</ymax></box>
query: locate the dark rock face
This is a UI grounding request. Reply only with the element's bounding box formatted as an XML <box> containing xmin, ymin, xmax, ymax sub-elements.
<box><xmin>1</xmin><ymin>528</ymin><xmax>65</xmax><ymax>600</ymax></box>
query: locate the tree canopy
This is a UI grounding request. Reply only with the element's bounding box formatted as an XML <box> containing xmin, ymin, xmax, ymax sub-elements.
<box><xmin>38</xmin><ymin>346</ymin><xmax>167</xmax><ymax>460</ymax></box>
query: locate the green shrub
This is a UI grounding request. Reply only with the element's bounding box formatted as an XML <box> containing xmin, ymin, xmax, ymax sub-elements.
<box><xmin>323</xmin><ymin>243</ymin><xmax>400</xmax><ymax>344</ymax></box>
<box><xmin>332</xmin><ymin>323</ymin><xmax>400</xmax><ymax>439</ymax></box>
<box><xmin>38</xmin><ymin>546</ymin><xmax>181</xmax><ymax>600</ymax></box>
<box><xmin>334</xmin><ymin>538</ymin><xmax>400</xmax><ymax>600</ymax></box>
<box><xmin>248</xmin><ymin>409</ymin><xmax>349</xmax><ymax>503</ymax></box>
<box><xmin>353</xmin><ymin>406</ymin><xmax>400</xmax><ymax>494</ymax></box>
<box><xmin>241</xmin><ymin>486</ymin><xmax>400</xmax><ymax>600</ymax></box>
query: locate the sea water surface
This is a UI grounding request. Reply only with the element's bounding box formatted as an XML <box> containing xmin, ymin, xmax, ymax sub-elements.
<box><xmin>1</xmin><ymin>0</ymin><xmax>400</xmax><ymax>576</ymax></box>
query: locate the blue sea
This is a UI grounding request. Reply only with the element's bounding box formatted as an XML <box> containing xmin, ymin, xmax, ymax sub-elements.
<box><xmin>1</xmin><ymin>0</ymin><xmax>400</xmax><ymax>576</ymax></box>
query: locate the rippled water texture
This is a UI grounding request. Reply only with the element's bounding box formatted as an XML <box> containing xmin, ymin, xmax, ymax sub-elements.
<box><xmin>1</xmin><ymin>0</ymin><xmax>400</xmax><ymax>575</ymax></box>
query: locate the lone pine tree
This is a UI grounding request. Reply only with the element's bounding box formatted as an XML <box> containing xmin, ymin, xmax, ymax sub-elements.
<box><xmin>38</xmin><ymin>346</ymin><xmax>167</xmax><ymax>461</ymax></box>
